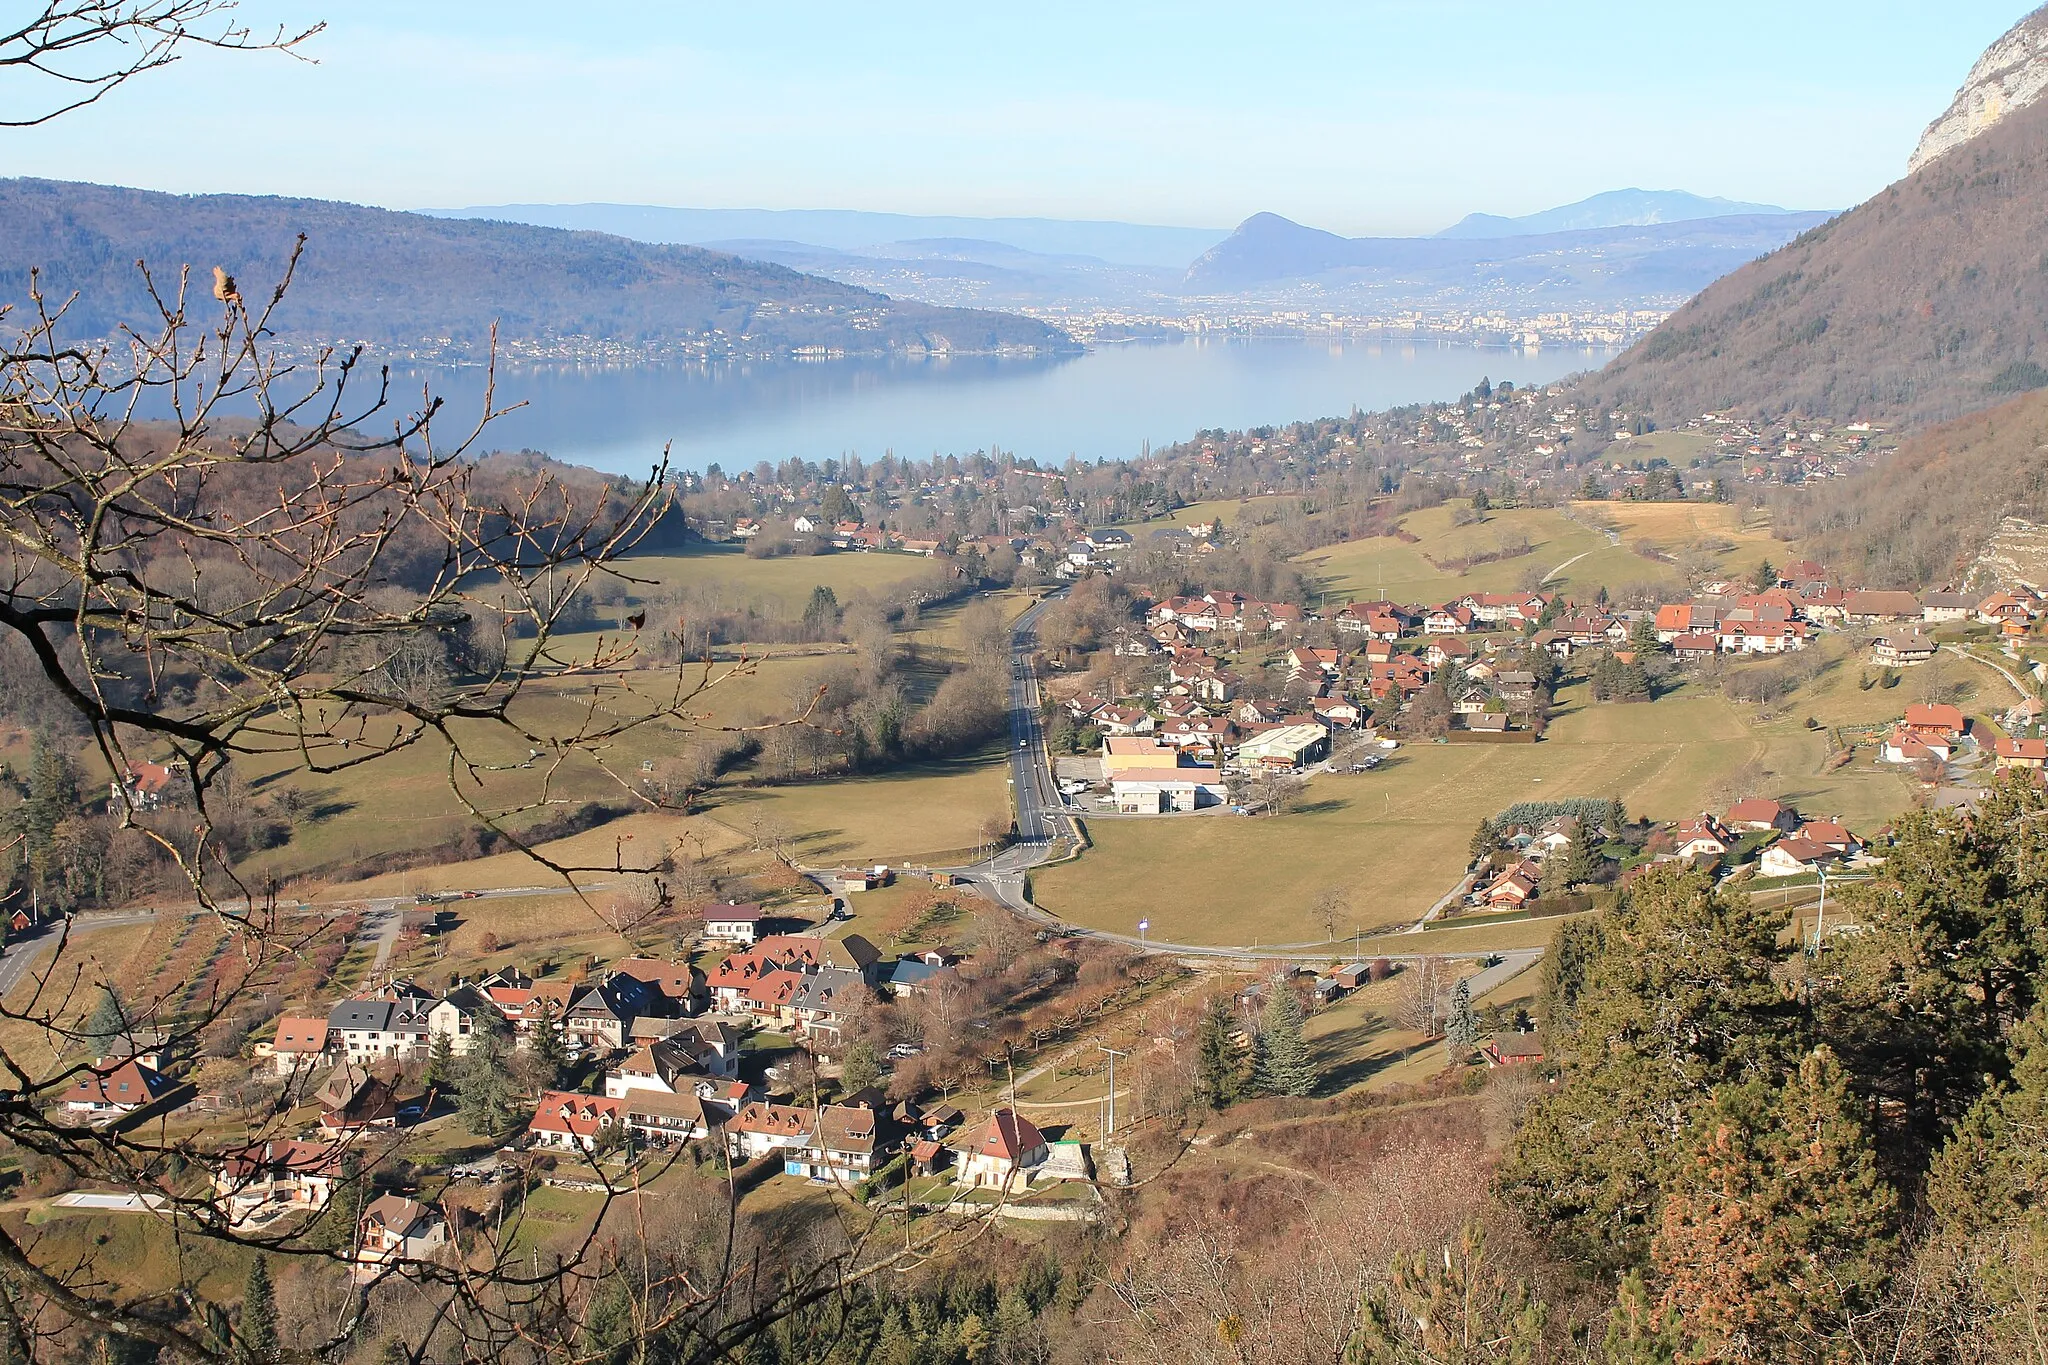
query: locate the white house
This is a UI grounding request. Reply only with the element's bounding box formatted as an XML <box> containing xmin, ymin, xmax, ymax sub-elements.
<box><xmin>352</xmin><ymin>1195</ymin><xmax>447</xmax><ymax>1282</ymax></box>
<box><xmin>703</xmin><ymin>903</ymin><xmax>765</xmax><ymax>944</ymax></box>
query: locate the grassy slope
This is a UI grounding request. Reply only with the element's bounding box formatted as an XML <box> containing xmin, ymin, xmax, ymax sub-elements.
<box><xmin>1032</xmin><ymin>659</ymin><xmax>1915</xmax><ymax>946</ymax></box>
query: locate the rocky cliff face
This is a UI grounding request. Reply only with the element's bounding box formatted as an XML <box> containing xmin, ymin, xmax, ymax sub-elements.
<box><xmin>1910</xmin><ymin>5</ymin><xmax>2048</xmax><ymax>173</ymax></box>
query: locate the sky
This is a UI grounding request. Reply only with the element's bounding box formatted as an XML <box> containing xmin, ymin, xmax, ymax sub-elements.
<box><xmin>0</xmin><ymin>1</ymin><xmax>2032</xmax><ymax>235</ymax></box>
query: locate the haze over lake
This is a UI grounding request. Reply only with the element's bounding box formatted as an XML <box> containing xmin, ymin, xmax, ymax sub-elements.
<box><xmin>400</xmin><ymin>338</ymin><xmax>1614</xmax><ymax>476</ymax></box>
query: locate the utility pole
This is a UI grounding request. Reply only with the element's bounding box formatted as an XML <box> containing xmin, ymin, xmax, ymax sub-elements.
<box><xmin>1099</xmin><ymin>1045</ymin><xmax>1128</xmax><ymax>1137</ymax></box>
<box><xmin>1812</xmin><ymin>866</ymin><xmax>1827</xmax><ymax>954</ymax></box>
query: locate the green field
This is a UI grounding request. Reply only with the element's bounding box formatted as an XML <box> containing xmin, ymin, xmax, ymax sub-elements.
<box><xmin>623</xmin><ymin>543</ymin><xmax>946</xmax><ymax>616</ymax></box>
<box><xmin>1032</xmin><ymin>669</ymin><xmax>1916</xmax><ymax>947</ymax></box>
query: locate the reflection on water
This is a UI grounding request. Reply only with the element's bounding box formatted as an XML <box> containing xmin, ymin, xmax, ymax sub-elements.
<box><xmin>382</xmin><ymin>338</ymin><xmax>1614</xmax><ymax>476</ymax></box>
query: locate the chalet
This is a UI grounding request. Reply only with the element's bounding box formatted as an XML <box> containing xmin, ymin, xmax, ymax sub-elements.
<box><xmin>1725</xmin><ymin>798</ymin><xmax>1796</xmax><ymax>833</ymax></box>
<box><xmin>1654</xmin><ymin>603</ymin><xmax>1714</xmax><ymax>642</ymax></box>
<box><xmin>1485</xmin><ymin>870</ymin><xmax>1537</xmax><ymax>908</ymax></box>
<box><xmin>1996</xmin><ymin>736</ymin><xmax>2048</xmax><ymax>769</ymax></box>
<box><xmin>702</xmin><ymin>903</ymin><xmax>766</xmax><ymax>944</ymax></box>
<box><xmin>1670</xmin><ymin>816</ymin><xmax>1731</xmax><ymax>862</ymax></box>
<box><xmin>313</xmin><ymin>1063</ymin><xmax>401</xmax><ymax>1136</ymax></box>
<box><xmin>65</xmin><ymin>1056</ymin><xmax>173</xmax><ymax>1117</ymax></box>
<box><xmin>268</xmin><ymin>1015</ymin><xmax>332</xmax><ymax>1076</ymax></box>
<box><xmin>1716</xmin><ymin>619</ymin><xmax>1809</xmax><ymax>655</ymax></box>
<box><xmin>1084</xmin><ymin>528</ymin><xmax>1132</xmax><ymax>552</ymax></box>
<box><xmin>352</xmin><ymin>1195</ymin><xmax>447</xmax><ymax>1282</ymax></box>
<box><xmin>1872</xmin><ymin>632</ymin><xmax>1937</xmax><ymax>668</ymax></box>
<box><xmin>1759</xmin><ymin>837</ymin><xmax>1838</xmax><ymax>878</ymax></box>
<box><xmin>1423</xmin><ymin>605</ymin><xmax>1475</xmax><ymax>635</ymax></box>
<box><xmin>1671</xmin><ymin>632</ymin><xmax>1719</xmax><ymax>662</ymax></box>
<box><xmin>956</xmin><ymin>1109</ymin><xmax>1049</xmax><ymax>1192</ymax></box>
<box><xmin>1464</xmin><ymin>712</ymin><xmax>1510</xmax><ymax>734</ymax></box>
<box><xmin>1482</xmin><ymin>1034</ymin><xmax>1547</xmax><ymax>1067</ymax></box>
<box><xmin>785</xmin><ymin>1104</ymin><xmax>881</xmax><ymax>1183</ymax></box>
<box><xmin>727</xmin><ymin>1102</ymin><xmax>818</xmax><ymax>1163</ymax></box>
<box><xmin>1881</xmin><ymin>728</ymin><xmax>1952</xmax><ymax>765</ymax></box>
<box><xmin>1844</xmin><ymin>590</ymin><xmax>1923</xmax><ymax>624</ymax></box>
<box><xmin>621</xmin><ymin>1089</ymin><xmax>716</xmax><ymax>1146</ymax></box>
<box><xmin>1978</xmin><ymin>592</ymin><xmax>2039</xmax><ymax>626</ymax></box>
<box><xmin>1919</xmin><ymin>591</ymin><xmax>1977</xmax><ymax>623</ymax></box>
<box><xmin>1494</xmin><ymin>671</ymin><xmax>1538</xmax><ymax>701</ymax></box>
<box><xmin>1156</xmin><ymin>716</ymin><xmax>1235</xmax><ymax>750</ymax></box>
<box><xmin>883</xmin><ymin>956</ymin><xmax>960</xmax><ymax>996</ymax></box>
<box><xmin>212</xmin><ymin>1139</ymin><xmax>345</xmax><ymax>1221</ymax></box>
<box><xmin>526</xmin><ymin>1091</ymin><xmax>623</xmax><ymax>1152</ymax></box>
<box><xmin>1902</xmin><ymin>703</ymin><xmax>1967</xmax><ymax>742</ymax></box>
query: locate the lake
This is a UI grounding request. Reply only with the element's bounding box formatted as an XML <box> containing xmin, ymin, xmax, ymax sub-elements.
<box><xmin>388</xmin><ymin>338</ymin><xmax>1615</xmax><ymax>476</ymax></box>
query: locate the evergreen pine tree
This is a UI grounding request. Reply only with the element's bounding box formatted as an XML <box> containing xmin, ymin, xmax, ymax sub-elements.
<box><xmin>81</xmin><ymin>984</ymin><xmax>127</xmax><ymax>1057</ymax></box>
<box><xmin>1467</xmin><ymin>819</ymin><xmax>1496</xmax><ymax>867</ymax></box>
<box><xmin>1923</xmin><ymin>999</ymin><xmax>2048</xmax><ymax>1348</ymax></box>
<box><xmin>1254</xmin><ymin>987</ymin><xmax>1317</xmax><ymax>1098</ymax></box>
<box><xmin>1496</xmin><ymin>865</ymin><xmax>1798</xmax><ymax>1270</ymax></box>
<box><xmin>458</xmin><ymin>1025</ymin><xmax>518</xmax><ymax>1136</ymax></box>
<box><xmin>423</xmin><ymin>1030</ymin><xmax>456</xmax><ymax>1089</ymax></box>
<box><xmin>1560</xmin><ymin>834</ymin><xmax>1604</xmax><ymax>891</ymax></box>
<box><xmin>1195</xmin><ymin>998</ymin><xmax>1247</xmax><ymax>1109</ymax></box>
<box><xmin>527</xmin><ymin>1003</ymin><xmax>568</xmax><ymax>1092</ymax></box>
<box><xmin>1444</xmin><ymin>978</ymin><xmax>1480</xmax><ymax>1062</ymax></box>
<box><xmin>1604</xmin><ymin>795</ymin><xmax>1627</xmax><ymax>839</ymax></box>
<box><xmin>839</xmin><ymin>1039</ymin><xmax>881</xmax><ymax>1094</ymax></box>
<box><xmin>1650</xmin><ymin>1047</ymin><xmax>1896</xmax><ymax>1358</ymax></box>
<box><xmin>239</xmin><ymin>1256</ymin><xmax>278</xmax><ymax>1364</ymax></box>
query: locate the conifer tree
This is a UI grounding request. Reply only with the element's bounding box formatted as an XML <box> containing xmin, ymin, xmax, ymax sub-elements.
<box><xmin>1255</xmin><ymin>987</ymin><xmax>1317</xmax><ymax>1098</ymax></box>
<box><xmin>1195</xmin><ymin>998</ymin><xmax>1248</xmax><ymax>1109</ymax></box>
<box><xmin>1650</xmin><ymin>1047</ymin><xmax>1896</xmax><ymax>1360</ymax></box>
<box><xmin>526</xmin><ymin>1003</ymin><xmax>568</xmax><ymax>1092</ymax></box>
<box><xmin>1559</xmin><ymin>833</ymin><xmax>1604</xmax><ymax>891</ymax></box>
<box><xmin>458</xmin><ymin>1024</ymin><xmax>518</xmax><ymax>1136</ymax></box>
<box><xmin>1922</xmin><ymin>1000</ymin><xmax>2048</xmax><ymax>1349</ymax></box>
<box><xmin>423</xmin><ymin>1030</ymin><xmax>456</xmax><ymax>1089</ymax></box>
<box><xmin>1444</xmin><ymin>978</ymin><xmax>1480</xmax><ymax>1062</ymax></box>
<box><xmin>239</xmin><ymin>1256</ymin><xmax>278</xmax><ymax>1364</ymax></box>
<box><xmin>1496</xmin><ymin>865</ymin><xmax>1797</xmax><ymax>1270</ymax></box>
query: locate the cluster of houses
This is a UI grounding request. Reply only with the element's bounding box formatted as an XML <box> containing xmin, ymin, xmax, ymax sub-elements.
<box><xmin>1466</xmin><ymin>796</ymin><xmax>1875</xmax><ymax>912</ymax></box>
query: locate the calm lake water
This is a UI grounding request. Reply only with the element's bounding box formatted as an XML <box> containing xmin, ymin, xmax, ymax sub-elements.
<box><xmin>390</xmin><ymin>338</ymin><xmax>1614</xmax><ymax>476</ymax></box>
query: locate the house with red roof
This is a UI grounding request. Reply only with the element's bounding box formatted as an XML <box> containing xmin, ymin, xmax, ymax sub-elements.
<box><xmin>956</xmin><ymin>1108</ymin><xmax>1049</xmax><ymax>1192</ymax></box>
<box><xmin>526</xmin><ymin>1091</ymin><xmax>624</xmax><ymax>1151</ymax></box>
<box><xmin>1995</xmin><ymin>736</ymin><xmax>2048</xmax><ymax>770</ymax></box>
<box><xmin>1902</xmin><ymin>703</ymin><xmax>1967</xmax><ymax>742</ymax></box>
<box><xmin>1725</xmin><ymin>798</ymin><xmax>1796</xmax><ymax>833</ymax></box>
<box><xmin>66</xmin><ymin>1056</ymin><xmax>173</xmax><ymax>1117</ymax></box>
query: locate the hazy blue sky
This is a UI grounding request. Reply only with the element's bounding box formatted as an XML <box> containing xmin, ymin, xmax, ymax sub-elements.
<box><xmin>2</xmin><ymin>1</ymin><xmax>2030</xmax><ymax>234</ymax></box>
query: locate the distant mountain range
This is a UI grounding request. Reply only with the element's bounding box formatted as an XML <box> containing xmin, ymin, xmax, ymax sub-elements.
<box><xmin>435</xmin><ymin>193</ymin><xmax>1826</xmax><ymax>317</ymax></box>
<box><xmin>0</xmin><ymin>180</ymin><xmax>1073</xmax><ymax>359</ymax></box>
<box><xmin>1180</xmin><ymin>209</ymin><xmax>1834</xmax><ymax>297</ymax></box>
<box><xmin>431</xmin><ymin>205</ymin><xmax>1227</xmax><ymax>271</ymax></box>
<box><xmin>1435</xmin><ymin>189</ymin><xmax>1799</xmax><ymax>239</ymax></box>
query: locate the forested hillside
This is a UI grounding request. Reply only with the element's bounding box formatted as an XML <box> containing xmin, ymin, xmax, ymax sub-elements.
<box><xmin>0</xmin><ymin>179</ymin><xmax>1073</xmax><ymax>359</ymax></box>
<box><xmin>1590</xmin><ymin>95</ymin><xmax>2048</xmax><ymax>428</ymax></box>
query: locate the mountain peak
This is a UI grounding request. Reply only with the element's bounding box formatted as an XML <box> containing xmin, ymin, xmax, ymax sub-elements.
<box><xmin>1433</xmin><ymin>188</ymin><xmax>1793</xmax><ymax>239</ymax></box>
<box><xmin>1910</xmin><ymin>4</ymin><xmax>2048</xmax><ymax>173</ymax></box>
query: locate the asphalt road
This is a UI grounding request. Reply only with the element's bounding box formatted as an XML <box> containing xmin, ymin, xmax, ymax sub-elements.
<box><xmin>1004</xmin><ymin>594</ymin><xmax>1068</xmax><ymax>846</ymax></box>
